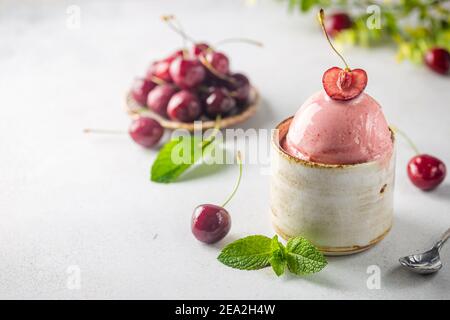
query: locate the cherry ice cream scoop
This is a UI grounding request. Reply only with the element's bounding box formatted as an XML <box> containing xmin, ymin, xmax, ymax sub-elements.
<box><xmin>283</xmin><ymin>91</ymin><xmax>393</xmax><ymax>165</ymax></box>
<box><xmin>282</xmin><ymin>9</ymin><xmax>392</xmax><ymax>165</ymax></box>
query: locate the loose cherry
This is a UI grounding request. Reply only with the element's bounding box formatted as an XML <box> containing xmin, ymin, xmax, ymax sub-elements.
<box><xmin>191</xmin><ymin>204</ymin><xmax>231</xmax><ymax>244</ymax></box>
<box><xmin>167</xmin><ymin>90</ymin><xmax>202</xmax><ymax>122</ymax></box>
<box><xmin>325</xmin><ymin>12</ymin><xmax>352</xmax><ymax>37</ymax></box>
<box><xmin>169</xmin><ymin>57</ymin><xmax>206</xmax><ymax>89</ymax></box>
<box><xmin>318</xmin><ymin>9</ymin><xmax>367</xmax><ymax>100</ymax></box>
<box><xmin>424</xmin><ymin>47</ymin><xmax>450</xmax><ymax>75</ymax></box>
<box><xmin>131</xmin><ymin>78</ymin><xmax>156</xmax><ymax>106</ymax></box>
<box><xmin>147</xmin><ymin>84</ymin><xmax>177</xmax><ymax>117</ymax></box>
<box><xmin>395</xmin><ymin>127</ymin><xmax>447</xmax><ymax>191</ymax></box>
<box><xmin>84</xmin><ymin>116</ymin><xmax>164</xmax><ymax>149</ymax></box>
<box><xmin>129</xmin><ymin>117</ymin><xmax>164</xmax><ymax>148</ymax></box>
<box><xmin>407</xmin><ymin>154</ymin><xmax>447</xmax><ymax>191</ymax></box>
<box><xmin>204</xmin><ymin>87</ymin><xmax>236</xmax><ymax>117</ymax></box>
<box><xmin>192</xmin><ymin>152</ymin><xmax>242</xmax><ymax>244</ymax></box>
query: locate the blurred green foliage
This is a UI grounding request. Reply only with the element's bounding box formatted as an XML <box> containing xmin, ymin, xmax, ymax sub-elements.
<box><xmin>281</xmin><ymin>0</ymin><xmax>450</xmax><ymax>65</ymax></box>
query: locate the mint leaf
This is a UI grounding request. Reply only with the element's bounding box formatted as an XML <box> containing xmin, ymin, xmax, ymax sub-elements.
<box><xmin>217</xmin><ymin>235</ymin><xmax>273</xmax><ymax>270</ymax></box>
<box><xmin>286</xmin><ymin>237</ymin><xmax>327</xmax><ymax>275</ymax></box>
<box><xmin>217</xmin><ymin>234</ymin><xmax>327</xmax><ymax>277</ymax></box>
<box><xmin>269</xmin><ymin>235</ymin><xmax>286</xmax><ymax>276</ymax></box>
<box><xmin>150</xmin><ymin>135</ymin><xmax>215</xmax><ymax>183</ymax></box>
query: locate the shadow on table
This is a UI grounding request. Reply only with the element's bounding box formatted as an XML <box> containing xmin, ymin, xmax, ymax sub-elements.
<box><xmin>178</xmin><ymin>160</ymin><xmax>232</xmax><ymax>182</ymax></box>
<box><xmin>281</xmin><ymin>266</ymin><xmax>345</xmax><ymax>290</ymax></box>
<box><xmin>428</xmin><ymin>183</ymin><xmax>450</xmax><ymax>201</ymax></box>
<box><xmin>232</xmin><ymin>97</ymin><xmax>275</xmax><ymax>131</ymax></box>
<box><xmin>178</xmin><ymin>97</ymin><xmax>274</xmax><ymax>182</ymax></box>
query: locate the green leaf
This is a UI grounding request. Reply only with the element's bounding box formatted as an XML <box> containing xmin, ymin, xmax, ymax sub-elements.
<box><xmin>218</xmin><ymin>235</ymin><xmax>274</xmax><ymax>270</ymax></box>
<box><xmin>269</xmin><ymin>235</ymin><xmax>286</xmax><ymax>276</ymax></box>
<box><xmin>300</xmin><ymin>0</ymin><xmax>315</xmax><ymax>12</ymax></box>
<box><xmin>287</xmin><ymin>0</ymin><xmax>298</xmax><ymax>11</ymax></box>
<box><xmin>150</xmin><ymin>134</ymin><xmax>215</xmax><ymax>183</ymax></box>
<box><xmin>286</xmin><ymin>237</ymin><xmax>327</xmax><ymax>275</ymax></box>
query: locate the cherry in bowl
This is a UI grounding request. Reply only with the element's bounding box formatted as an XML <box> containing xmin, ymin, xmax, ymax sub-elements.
<box><xmin>226</xmin><ymin>73</ymin><xmax>250</xmax><ymax>103</ymax></box>
<box><xmin>147</xmin><ymin>84</ymin><xmax>177</xmax><ymax>117</ymax></box>
<box><xmin>147</xmin><ymin>50</ymin><xmax>184</xmax><ymax>82</ymax></box>
<box><xmin>167</xmin><ymin>90</ymin><xmax>201</xmax><ymax>122</ymax></box>
<box><xmin>169</xmin><ymin>57</ymin><xmax>206</xmax><ymax>89</ymax></box>
<box><xmin>192</xmin><ymin>42</ymin><xmax>210</xmax><ymax>57</ymax></box>
<box><xmin>131</xmin><ymin>78</ymin><xmax>156</xmax><ymax>106</ymax></box>
<box><xmin>204</xmin><ymin>87</ymin><xmax>236</xmax><ymax>117</ymax></box>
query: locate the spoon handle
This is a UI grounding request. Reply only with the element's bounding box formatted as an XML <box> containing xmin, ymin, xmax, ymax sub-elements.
<box><xmin>435</xmin><ymin>228</ymin><xmax>450</xmax><ymax>250</ymax></box>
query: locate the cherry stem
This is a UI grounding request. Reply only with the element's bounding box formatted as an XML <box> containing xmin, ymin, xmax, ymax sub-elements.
<box><xmin>391</xmin><ymin>126</ymin><xmax>420</xmax><ymax>155</ymax></box>
<box><xmin>318</xmin><ymin>9</ymin><xmax>350</xmax><ymax>70</ymax></box>
<box><xmin>221</xmin><ymin>151</ymin><xmax>243</xmax><ymax>208</ymax></box>
<box><xmin>83</xmin><ymin>128</ymin><xmax>126</xmax><ymax>134</ymax></box>
<box><xmin>161</xmin><ymin>15</ymin><xmax>195</xmax><ymax>49</ymax></box>
<box><xmin>150</xmin><ymin>75</ymin><xmax>166</xmax><ymax>85</ymax></box>
<box><xmin>199</xmin><ymin>54</ymin><xmax>233</xmax><ymax>82</ymax></box>
<box><xmin>202</xmin><ymin>115</ymin><xmax>222</xmax><ymax>145</ymax></box>
<box><xmin>214</xmin><ymin>38</ymin><xmax>263</xmax><ymax>48</ymax></box>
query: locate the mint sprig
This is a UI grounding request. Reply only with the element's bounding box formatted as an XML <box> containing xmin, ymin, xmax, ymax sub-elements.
<box><xmin>269</xmin><ymin>236</ymin><xmax>287</xmax><ymax>276</ymax></box>
<box><xmin>286</xmin><ymin>237</ymin><xmax>328</xmax><ymax>275</ymax></box>
<box><xmin>218</xmin><ymin>235</ymin><xmax>327</xmax><ymax>277</ymax></box>
<box><xmin>150</xmin><ymin>128</ymin><xmax>219</xmax><ymax>183</ymax></box>
<box><xmin>217</xmin><ymin>235</ymin><xmax>273</xmax><ymax>270</ymax></box>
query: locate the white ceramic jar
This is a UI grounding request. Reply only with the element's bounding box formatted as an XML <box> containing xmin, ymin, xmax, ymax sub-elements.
<box><xmin>270</xmin><ymin>117</ymin><xmax>396</xmax><ymax>255</ymax></box>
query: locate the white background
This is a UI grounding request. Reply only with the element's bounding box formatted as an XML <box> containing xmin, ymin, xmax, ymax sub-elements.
<box><xmin>1</xmin><ymin>0</ymin><xmax>449</xmax><ymax>299</ymax></box>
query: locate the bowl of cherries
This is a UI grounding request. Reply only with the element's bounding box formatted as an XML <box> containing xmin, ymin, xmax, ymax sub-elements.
<box><xmin>127</xmin><ymin>18</ymin><xmax>260</xmax><ymax>132</ymax></box>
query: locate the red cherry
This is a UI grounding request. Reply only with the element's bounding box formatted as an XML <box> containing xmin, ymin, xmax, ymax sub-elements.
<box><xmin>325</xmin><ymin>13</ymin><xmax>352</xmax><ymax>37</ymax></box>
<box><xmin>167</xmin><ymin>90</ymin><xmax>201</xmax><ymax>122</ymax></box>
<box><xmin>147</xmin><ymin>84</ymin><xmax>177</xmax><ymax>117</ymax></box>
<box><xmin>407</xmin><ymin>154</ymin><xmax>446</xmax><ymax>191</ymax></box>
<box><xmin>204</xmin><ymin>87</ymin><xmax>236</xmax><ymax>117</ymax></box>
<box><xmin>128</xmin><ymin>117</ymin><xmax>164</xmax><ymax>148</ymax></box>
<box><xmin>192</xmin><ymin>43</ymin><xmax>210</xmax><ymax>56</ymax></box>
<box><xmin>190</xmin><ymin>152</ymin><xmax>242</xmax><ymax>244</ymax></box>
<box><xmin>146</xmin><ymin>50</ymin><xmax>184</xmax><ymax>82</ymax></box>
<box><xmin>424</xmin><ymin>48</ymin><xmax>450</xmax><ymax>75</ymax></box>
<box><xmin>169</xmin><ymin>58</ymin><xmax>206</xmax><ymax>89</ymax></box>
<box><xmin>226</xmin><ymin>73</ymin><xmax>250</xmax><ymax>103</ymax></box>
<box><xmin>131</xmin><ymin>78</ymin><xmax>156</xmax><ymax>106</ymax></box>
<box><xmin>147</xmin><ymin>61</ymin><xmax>171</xmax><ymax>82</ymax></box>
<box><xmin>322</xmin><ymin>67</ymin><xmax>367</xmax><ymax>100</ymax></box>
<box><xmin>191</xmin><ymin>204</ymin><xmax>231</xmax><ymax>244</ymax></box>
<box><xmin>205</xmin><ymin>51</ymin><xmax>230</xmax><ymax>75</ymax></box>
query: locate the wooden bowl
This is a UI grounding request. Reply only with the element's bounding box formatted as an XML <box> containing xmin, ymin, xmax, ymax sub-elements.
<box><xmin>125</xmin><ymin>87</ymin><xmax>260</xmax><ymax>131</ymax></box>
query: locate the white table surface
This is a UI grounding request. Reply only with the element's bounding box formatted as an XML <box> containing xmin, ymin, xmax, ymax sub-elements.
<box><xmin>1</xmin><ymin>0</ymin><xmax>449</xmax><ymax>300</ymax></box>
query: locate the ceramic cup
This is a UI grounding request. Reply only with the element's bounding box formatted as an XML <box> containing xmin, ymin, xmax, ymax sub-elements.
<box><xmin>270</xmin><ymin>117</ymin><xmax>396</xmax><ymax>255</ymax></box>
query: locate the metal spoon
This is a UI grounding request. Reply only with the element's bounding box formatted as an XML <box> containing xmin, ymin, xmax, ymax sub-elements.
<box><xmin>399</xmin><ymin>228</ymin><xmax>450</xmax><ymax>274</ymax></box>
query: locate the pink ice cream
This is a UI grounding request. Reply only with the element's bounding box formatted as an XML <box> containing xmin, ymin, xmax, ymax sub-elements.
<box><xmin>282</xmin><ymin>90</ymin><xmax>393</xmax><ymax>165</ymax></box>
